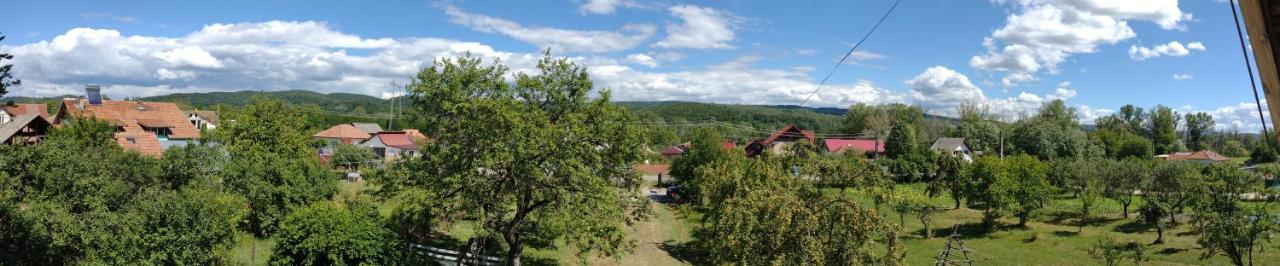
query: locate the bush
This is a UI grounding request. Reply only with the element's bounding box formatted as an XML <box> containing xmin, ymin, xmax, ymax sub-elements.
<box><xmin>272</xmin><ymin>202</ymin><xmax>405</xmax><ymax>265</ymax></box>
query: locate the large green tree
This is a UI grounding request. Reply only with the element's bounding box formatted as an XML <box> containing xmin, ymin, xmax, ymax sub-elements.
<box><xmin>1002</xmin><ymin>155</ymin><xmax>1053</xmax><ymax>227</ymax></box>
<box><xmin>403</xmin><ymin>53</ymin><xmax>646</xmax><ymax>265</ymax></box>
<box><xmin>1184</xmin><ymin>112</ymin><xmax>1215</xmax><ymax>151</ymax></box>
<box><xmin>0</xmin><ymin>34</ymin><xmax>20</xmax><ymax>99</ymax></box>
<box><xmin>212</xmin><ymin>97</ymin><xmax>338</xmax><ymax>235</ymax></box>
<box><xmin>1148</xmin><ymin>105</ymin><xmax>1180</xmax><ymax>155</ymax></box>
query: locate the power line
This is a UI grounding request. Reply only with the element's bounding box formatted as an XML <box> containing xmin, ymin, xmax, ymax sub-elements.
<box><xmin>798</xmin><ymin>0</ymin><xmax>904</xmax><ymax>107</ymax></box>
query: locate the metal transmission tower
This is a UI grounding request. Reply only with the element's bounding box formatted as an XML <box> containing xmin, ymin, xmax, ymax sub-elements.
<box><xmin>934</xmin><ymin>225</ymin><xmax>973</xmax><ymax>266</ymax></box>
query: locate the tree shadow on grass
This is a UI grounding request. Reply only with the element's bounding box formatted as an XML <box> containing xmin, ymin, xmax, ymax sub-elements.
<box><xmin>1113</xmin><ymin>220</ymin><xmax>1151</xmax><ymax>234</ymax></box>
<box><xmin>1156</xmin><ymin>247</ymin><xmax>1187</xmax><ymax>255</ymax></box>
<box><xmin>1051</xmin><ymin>230</ymin><xmax>1080</xmax><ymax>237</ymax></box>
<box><xmin>923</xmin><ymin>222</ymin><xmax>990</xmax><ymax>240</ymax></box>
<box><xmin>658</xmin><ymin>241</ymin><xmax>707</xmax><ymax>265</ymax></box>
<box><xmin>1076</xmin><ymin>216</ymin><xmax>1119</xmax><ymax>227</ymax></box>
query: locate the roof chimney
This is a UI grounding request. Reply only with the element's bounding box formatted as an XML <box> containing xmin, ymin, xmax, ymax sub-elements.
<box><xmin>86</xmin><ymin>85</ymin><xmax>103</xmax><ymax>105</ymax></box>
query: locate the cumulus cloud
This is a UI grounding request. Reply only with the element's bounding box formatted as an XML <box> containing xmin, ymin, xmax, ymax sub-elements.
<box><xmin>1173</xmin><ymin>73</ymin><xmax>1194</xmax><ymax>80</ymax></box>
<box><xmin>653</xmin><ymin>4</ymin><xmax>740</xmax><ymax>49</ymax></box>
<box><xmin>626</xmin><ymin>53</ymin><xmax>658</xmax><ymax>67</ymax></box>
<box><xmin>577</xmin><ymin>0</ymin><xmax>645</xmax><ymax>15</ymax></box>
<box><xmin>906</xmin><ymin>66</ymin><xmax>987</xmax><ymax>113</ymax></box>
<box><xmin>4</xmin><ymin>23</ymin><xmax>545</xmax><ymax>98</ymax></box>
<box><xmin>442</xmin><ymin>5</ymin><xmax>655</xmax><ymax>53</ymax></box>
<box><xmin>1129</xmin><ymin>41</ymin><xmax>1205</xmax><ymax>60</ymax></box>
<box><xmin>1202</xmin><ymin>101</ymin><xmax>1271</xmax><ymax>132</ymax></box>
<box><xmin>973</xmin><ymin>0</ymin><xmax>1189</xmax><ymax>86</ymax></box>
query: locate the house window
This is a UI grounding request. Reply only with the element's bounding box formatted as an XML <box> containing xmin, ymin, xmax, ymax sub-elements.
<box><xmin>126</xmin><ymin>137</ymin><xmax>137</xmax><ymax>144</ymax></box>
<box><xmin>372</xmin><ymin>147</ymin><xmax>387</xmax><ymax>158</ymax></box>
<box><xmin>143</xmin><ymin>127</ymin><xmax>173</xmax><ymax>138</ymax></box>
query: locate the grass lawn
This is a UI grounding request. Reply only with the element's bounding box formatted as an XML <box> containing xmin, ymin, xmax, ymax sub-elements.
<box><xmin>225</xmin><ymin>232</ymin><xmax>276</xmax><ymax>265</ymax></box>
<box><xmin>854</xmin><ymin>183</ymin><xmax>1280</xmax><ymax>266</ymax></box>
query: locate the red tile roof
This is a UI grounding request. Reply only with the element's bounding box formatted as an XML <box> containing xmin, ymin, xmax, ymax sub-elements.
<box><xmin>824</xmin><ymin>139</ymin><xmax>884</xmax><ymax>154</ymax></box>
<box><xmin>1167</xmin><ymin>150</ymin><xmax>1230</xmax><ymax>162</ymax></box>
<box><xmin>402</xmin><ymin>129</ymin><xmax>434</xmax><ymax>143</ymax></box>
<box><xmin>3</xmin><ymin>104</ymin><xmax>50</xmax><ymax>119</ymax></box>
<box><xmin>314</xmin><ymin>124</ymin><xmax>372</xmax><ymax>142</ymax></box>
<box><xmin>58</xmin><ymin>99</ymin><xmax>200</xmax><ymax>156</ymax></box>
<box><xmin>633</xmin><ymin>164</ymin><xmax>670</xmax><ymax>175</ymax></box>
<box><xmin>376</xmin><ymin>131</ymin><xmax>419</xmax><ymax>150</ymax></box>
<box><xmin>661</xmin><ymin>146</ymin><xmax>686</xmax><ymax>156</ymax></box>
<box><xmin>762</xmin><ymin>125</ymin><xmax>815</xmax><ymax>145</ymax></box>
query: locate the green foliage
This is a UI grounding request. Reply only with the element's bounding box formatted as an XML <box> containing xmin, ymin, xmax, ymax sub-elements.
<box><xmin>694</xmin><ymin>155</ymin><xmax>902</xmax><ymax>265</ymax></box>
<box><xmin>1088</xmin><ymin>238</ymin><xmax>1147</xmax><ymax>266</ymax></box>
<box><xmin>162</xmin><ymin>143</ymin><xmax>230</xmax><ymax>189</ymax></box>
<box><xmin>0</xmin><ymin>118</ymin><xmax>245</xmax><ymax>265</ymax></box>
<box><xmin>621</xmin><ymin>101</ymin><xmax>844</xmax><ymax>134</ymax></box>
<box><xmin>271</xmin><ymin>202</ymin><xmax>404</xmax><ymax>265</ymax></box>
<box><xmin>403</xmin><ymin>53</ymin><xmax>646</xmax><ymax>264</ymax></box>
<box><xmin>330</xmin><ymin>144</ymin><xmax>380</xmax><ymax>170</ymax></box>
<box><xmin>671</xmin><ymin>127</ymin><xmax>728</xmax><ymax>184</ymax></box>
<box><xmin>213</xmin><ymin>97</ymin><xmax>338</xmax><ymax>235</ymax></box>
<box><xmin>1249</xmin><ymin>144</ymin><xmax>1277</xmax><ymax>165</ymax></box>
<box><xmin>1148</xmin><ymin>105</ymin><xmax>1180</xmax><ymax>155</ymax></box>
<box><xmin>929</xmin><ymin>154</ymin><xmax>968</xmax><ymax>209</ymax></box>
<box><xmin>1103</xmin><ymin>158</ymin><xmax>1150</xmax><ymax>218</ymax></box>
<box><xmin>841</xmin><ymin>103</ymin><xmax>875</xmax><ymax>135</ymax></box>
<box><xmin>884</xmin><ymin>121</ymin><xmax>917</xmax><ymax>159</ymax></box>
<box><xmin>951</xmin><ymin>103</ymin><xmax>1001</xmax><ymax>153</ymax></box>
<box><xmin>893</xmin><ymin>187</ymin><xmax>938</xmax><ymax>239</ymax></box>
<box><xmin>0</xmin><ymin>34</ymin><xmax>19</xmax><ymax>98</ymax></box>
<box><xmin>1002</xmin><ymin>155</ymin><xmax>1053</xmax><ymax>227</ymax></box>
<box><xmin>1184</xmin><ymin>112</ymin><xmax>1215</xmax><ymax>151</ymax></box>
<box><xmin>966</xmin><ymin>157</ymin><xmax>1009</xmax><ymax>230</ymax></box>
<box><xmin>1221</xmin><ymin>140</ymin><xmax>1248</xmax><ymax>157</ymax></box>
<box><xmin>1114</xmin><ymin>134</ymin><xmax>1154</xmax><ymax>159</ymax></box>
<box><xmin>1195</xmin><ymin>200</ymin><xmax>1277</xmax><ymax>266</ymax></box>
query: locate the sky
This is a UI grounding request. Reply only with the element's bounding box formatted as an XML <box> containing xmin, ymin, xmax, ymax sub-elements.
<box><xmin>0</xmin><ymin>0</ymin><xmax>1272</xmax><ymax>132</ymax></box>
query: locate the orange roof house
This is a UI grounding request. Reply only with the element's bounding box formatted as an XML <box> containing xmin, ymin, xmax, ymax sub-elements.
<box><xmin>314</xmin><ymin>124</ymin><xmax>372</xmax><ymax>144</ymax></box>
<box><xmin>54</xmin><ymin>86</ymin><xmax>200</xmax><ymax>156</ymax></box>
<box><xmin>3</xmin><ymin>103</ymin><xmax>50</xmax><ymax>120</ymax></box>
<box><xmin>1164</xmin><ymin>150</ymin><xmax>1231</xmax><ymax>163</ymax></box>
<box><xmin>746</xmin><ymin>125</ymin><xmax>816</xmax><ymax>157</ymax></box>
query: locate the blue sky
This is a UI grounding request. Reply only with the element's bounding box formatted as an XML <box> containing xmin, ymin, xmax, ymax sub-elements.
<box><xmin>0</xmin><ymin>0</ymin><xmax>1270</xmax><ymax>131</ymax></box>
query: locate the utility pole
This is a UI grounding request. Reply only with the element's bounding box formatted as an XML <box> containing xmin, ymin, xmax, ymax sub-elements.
<box><xmin>388</xmin><ymin>80</ymin><xmax>399</xmax><ymax>130</ymax></box>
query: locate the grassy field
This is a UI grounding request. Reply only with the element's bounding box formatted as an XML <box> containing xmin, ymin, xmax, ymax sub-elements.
<box><xmin>861</xmin><ymin>183</ymin><xmax>1280</xmax><ymax>266</ymax></box>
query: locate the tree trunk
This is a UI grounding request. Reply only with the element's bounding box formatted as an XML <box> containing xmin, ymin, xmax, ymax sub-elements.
<box><xmin>1121</xmin><ymin>203</ymin><xmax>1130</xmax><ymax>219</ymax></box>
<box><xmin>1018</xmin><ymin>213</ymin><xmax>1028</xmax><ymax>227</ymax></box>
<box><xmin>922</xmin><ymin>220</ymin><xmax>932</xmax><ymax>239</ymax></box>
<box><xmin>457</xmin><ymin>237</ymin><xmax>476</xmax><ymax>266</ymax></box>
<box><xmin>1153</xmin><ymin>223</ymin><xmax>1164</xmax><ymax>244</ymax></box>
<box><xmin>953</xmin><ymin>197</ymin><xmax>962</xmax><ymax>210</ymax></box>
<box><xmin>505</xmin><ymin>232</ymin><xmax>523</xmax><ymax>266</ymax></box>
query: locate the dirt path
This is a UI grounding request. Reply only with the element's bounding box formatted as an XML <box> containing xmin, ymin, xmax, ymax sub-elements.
<box><xmin>576</xmin><ymin>187</ymin><xmax>692</xmax><ymax>266</ymax></box>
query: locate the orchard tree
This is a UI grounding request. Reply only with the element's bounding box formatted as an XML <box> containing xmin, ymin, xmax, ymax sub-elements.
<box><xmin>893</xmin><ymin>187</ymin><xmax>938</xmax><ymax>239</ymax></box>
<box><xmin>1148</xmin><ymin>162</ymin><xmax>1206</xmax><ymax>224</ymax></box>
<box><xmin>1104</xmin><ymin>158</ymin><xmax>1149</xmax><ymax>219</ymax></box>
<box><xmin>1195</xmin><ymin>164</ymin><xmax>1272</xmax><ymax>266</ymax></box>
<box><xmin>272</xmin><ymin>202</ymin><xmax>404</xmax><ymax>265</ymax></box>
<box><xmin>1138</xmin><ymin>193</ymin><xmax>1172</xmax><ymax>244</ymax></box>
<box><xmin>406</xmin><ymin>53</ymin><xmax>647</xmax><ymax>265</ymax></box>
<box><xmin>212</xmin><ymin>97</ymin><xmax>338</xmax><ymax>235</ymax></box>
<box><xmin>329</xmin><ymin>144</ymin><xmax>379</xmax><ymax>171</ymax></box>
<box><xmin>670</xmin><ymin>127</ymin><xmax>729</xmax><ymax>196</ymax></box>
<box><xmin>966</xmin><ymin>157</ymin><xmax>1009</xmax><ymax>231</ymax></box>
<box><xmin>929</xmin><ymin>154</ymin><xmax>968</xmax><ymax>209</ymax></box>
<box><xmin>1002</xmin><ymin>155</ymin><xmax>1053</xmax><ymax>227</ymax></box>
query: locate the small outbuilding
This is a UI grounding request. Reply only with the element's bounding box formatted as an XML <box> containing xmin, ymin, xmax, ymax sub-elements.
<box><xmin>930</xmin><ymin>137</ymin><xmax>973</xmax><ymax>162</ymax></box>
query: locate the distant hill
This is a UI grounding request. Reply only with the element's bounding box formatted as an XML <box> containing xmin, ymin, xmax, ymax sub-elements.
<box><xmin>139</xmin><ymin>90</ymin><xmax>398</xmax><ymax>115</ymax></box>
<box><xmin>9</xmin><ymin>91</ymin><xmax>964</xmax><ymax>134</ymax></box>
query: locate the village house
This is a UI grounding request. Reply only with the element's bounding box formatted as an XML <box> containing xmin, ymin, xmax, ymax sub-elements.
<box><xmin>745</xmin><ymin>125</ymin><xmax>816</xmax><ymax>157</ymax></box>
<box><xmin>351</xmin><ymin>122</ymin><xmax>383</xmax><ymax>135</ymax></box>
<box><xmin>363</xmin><ymin>131</ymin><xmax>423</xmax><ymax>161</ymax></box>
<box><xmin>1159</xmin><ymin>150</ymin><xmax>1230</xmax><ymax>164</ymax></box>
<box><xmin>0</xmin><ymin>114</ymin><xmax>52</xmax><ymax>145</ymax></box>
<box><xmin>185</xmin><ymin>110</ymin><xmax>219</xmax><ymax>131</ymax></box>
<box><xmin>823</xmin><ymin>138</ymin><xmax>884</xmax><ymax>155</ymax></box>
<box><xmin>53</xmin><ymin>86</ymin><xmax>201</xmax><ymax>156</ymax></box>
<box><xmin>313</xmin><ymin>123</ymin><xmax>373</xmax><ymax>155</ymax></box>
<box><xmin>930</xmin><ymin>137</ymin><xmax>973</xmax><ymax>162</ymax></box>
<box><xmin>2</xmin><ymin>103</ymin><xmax>51</xmax><ymax>125</ymax></box>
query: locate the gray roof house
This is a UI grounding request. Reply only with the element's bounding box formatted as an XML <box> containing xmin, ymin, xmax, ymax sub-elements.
<box><xmin>930</xmin><ymin>137</ymin><xmax>973</xmax><ymax>162</ymax></box>
<box><xmin>351</xmin><ymin>122</ymin><xmax>383</xmax><ymax>134</ymax></box>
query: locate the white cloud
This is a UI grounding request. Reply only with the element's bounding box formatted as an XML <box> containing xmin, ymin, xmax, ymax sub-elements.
<box><xmin>577</xmin><ymin>0</ymin><xmax>644</xmax><ymax>15</ymax></box>
<box><xmin>795</xmin><ymin>48</ymin><xmax>818</xmax><ymax>55</ymax></box>
<box><xmin>973</xmin><ymin>0</ymin><xmax>1189</xmax><ymax>86</ymax></box>
<box><xmin>906</xmin><ymin>66</ymin><xmax>987</xmax><ymax>113</ymax></box>
<box><xmin>591</xmin><ymin>59</ymin><xmax>905</xmax><ymax>107</ymax></box>
<box><xmin>653</xmin><ymin>5</ymin><xmax>740</xmax><ymax>49</ymax></box>
<box><xmin>82</xmin><ymin>12</ymin><xmax>138</xmax><ymax>23</ymax></box>
<box><xmin>850</xmin><ymin>50</ymin><xmax>887</xmax><ymax>61</ymax></box>
<box><xmin>5</xmin><ymin>24</ymin><xmax>542</xmax><ymax>98</ymax></box>
<box><xmin>626</xmin><ymin>53</ymin><xmax>658</xmax><ymax>67</ymax></box>
<box><xmin>1202</xmin><ymin>101</ymin><xmax>1271</xmax><ymax>133</ymax></box>
<box><xmin>442</xmin><ymin>5</ymin><xmax>656</xmax><ymax>53</ymax></box>
<box><xmin>1173</xmin><ymin>73</ymin><xmax>1194</xmax><ymax>80</ymax></box>
<box><xmin>1129</xmin><ymin>41</ymin><xmax>1205</xmax><ymax>60</ymax></box>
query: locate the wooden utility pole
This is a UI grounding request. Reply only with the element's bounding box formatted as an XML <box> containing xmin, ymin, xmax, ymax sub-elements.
<box><xmin>1238</xmin><ymin>0</ymin><xmax>1280</xmax><ymax>144</ymax></box>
